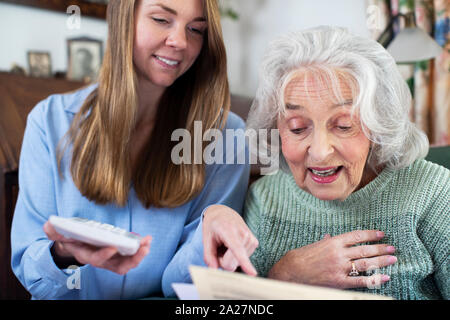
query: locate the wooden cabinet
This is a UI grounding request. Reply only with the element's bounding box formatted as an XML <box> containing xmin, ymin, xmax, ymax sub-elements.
<box><xmin>0</xmin><ymin>72</ymin><xmax>84</xmax><ymax>299</ymax></box>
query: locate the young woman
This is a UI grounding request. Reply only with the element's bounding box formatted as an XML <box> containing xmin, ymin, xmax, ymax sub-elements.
<box><xmin>11</xmin><ymin>0</ymin><xmax>257</xmax><ymax>300</ymax></box>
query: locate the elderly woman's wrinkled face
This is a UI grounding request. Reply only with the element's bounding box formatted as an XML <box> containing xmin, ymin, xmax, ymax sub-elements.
<box><xmin>277</xmin><ymin>72</ymin><xmax>371</xmax><ymax>201</ymax></box>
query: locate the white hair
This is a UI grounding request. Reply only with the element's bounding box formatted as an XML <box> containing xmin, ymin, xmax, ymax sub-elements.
<box><xmin>246</xmin><ymin>26</ymin><xmax>429</xmax><ymax>170</ymax></box>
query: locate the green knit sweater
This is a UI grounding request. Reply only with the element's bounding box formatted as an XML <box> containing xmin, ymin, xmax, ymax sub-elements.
<box><xmin>244</xmin><ymin>159</ymin><xmax>449</xmax><ymax>300</ymax></box>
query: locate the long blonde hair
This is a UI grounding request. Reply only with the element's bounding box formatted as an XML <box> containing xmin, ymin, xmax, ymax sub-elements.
<box><xmin>58</xmin><ymin>0</ymin><xmax>230</xmax><ymax>208</ymax></box>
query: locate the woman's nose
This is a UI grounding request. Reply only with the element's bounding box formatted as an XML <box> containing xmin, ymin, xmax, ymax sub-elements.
<box><xmin>166</xmin><ymin>26</ymin><xmax>187</xmax><ymax>50</ymax></box>
<box><xmin>308</xmin><ymin>131</ymin><xmax>334</xmax><ymax>162</ymax></box>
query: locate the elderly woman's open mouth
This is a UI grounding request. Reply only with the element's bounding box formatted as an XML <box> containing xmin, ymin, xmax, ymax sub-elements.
<box><xmin>308</xmin><ymin>166</ymin><xmax>344</xmax><ymax>184</ymax></box>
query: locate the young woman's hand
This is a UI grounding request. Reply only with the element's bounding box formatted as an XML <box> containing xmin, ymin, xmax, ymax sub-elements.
<box><xmin>43</xmin><ymin>221</ymin><xmax>152</xmax><ymax>275</ymax></box>
<box><xmin>202</xmin><ymin>205</ymin><xmax>259</xmax><ymax>276</ymax></box>
<box><xmin>268</xmin><ymin>230</ymin><xmax>397</xmax><ymax>289</ymax></box>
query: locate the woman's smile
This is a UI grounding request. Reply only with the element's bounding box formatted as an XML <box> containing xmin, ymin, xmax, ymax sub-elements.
<box><xmin>308</xmin><ymin>166</ymin><xmax>343</xmax><ymax>184</ymax></box>
<box><xmin>152</xmin><ymin>54</ymin><xmax>181</xmax><ymax>69</ymax></box>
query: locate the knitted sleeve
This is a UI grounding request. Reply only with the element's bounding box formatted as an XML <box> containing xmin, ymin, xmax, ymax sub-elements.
<box><xmin>243</xmin><ymin>181</ymin><xmax>271</xmax><ymax>277</ymax></box>
<box><xmin>417</xmin><ymin>165</ymin><xmax>450</xmax><ymax>299</ymax></box>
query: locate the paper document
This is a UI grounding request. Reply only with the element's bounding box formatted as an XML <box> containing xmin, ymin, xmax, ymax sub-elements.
<box><xmin>189</xmin><ymin>266</ymin><xmax>393</xmax><ymax>300</ymax></box>
<box><xmin>172</xmin><ymin>283</ymin><xmax>199</xmax><ymax>300</ymax></box>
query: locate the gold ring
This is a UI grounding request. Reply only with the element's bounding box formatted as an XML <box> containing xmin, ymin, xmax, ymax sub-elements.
<box><xmin>348</xmin><ymin>262</ymin><xmax>359</xmax><ymax>277</ymax></box>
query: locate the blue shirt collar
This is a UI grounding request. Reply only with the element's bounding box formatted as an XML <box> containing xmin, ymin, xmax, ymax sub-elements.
<box><xmin>63</xmin><ymin>83</ymin><xmax>98</xmax><ymax>114</ymax></box>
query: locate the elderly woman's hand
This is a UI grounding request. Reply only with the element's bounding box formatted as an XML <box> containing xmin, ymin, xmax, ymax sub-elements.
<box><xmin>268</xmin><ymin>230</ymin><xmax>396</xmax><ymax>289</ymax></box>
<box><xmin>203</xmin><ymin>205</ymin><xmax>259</xmax><ymax>276</ymax></box>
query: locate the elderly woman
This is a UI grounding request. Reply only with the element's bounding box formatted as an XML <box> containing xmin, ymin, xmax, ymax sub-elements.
<box><xmin>243</xmin><ymin>26</ymin><xmax>449</xmax><ymax>300</ymax></box>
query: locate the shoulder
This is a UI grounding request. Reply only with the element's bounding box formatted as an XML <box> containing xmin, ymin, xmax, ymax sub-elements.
<box><xmin>246</xmin><ymin>170</ymin><xmax>291</xmax><ymax>209</ymax></box>
<box><xmin>223</xmin><ymin>111</ymin><xmax>245</xmax><ymax>130</ymax></box>
<box><xmin>27</xmin><ymin>84</ymin><xmax>97</xmax><ymax>127</ymax></box>
<box><xmin>395</xmin><ymin>159</ymin><xmax>450</xmax><ymax>193</ymax></box>
<box><xmin>391</xmin><ymin>159</ymin><xmax>449</xmax><ymax>221</ymax></box>
<box><xmin>244</xmin><ymin>170</ymin><xmax>293</xmax><ymax>233</ymax></box>
<box><xmin>205</xmin><ymin>111</ymin><xmax>247</xmax><ymax>166</ymax></box>
<box><xmin>403</xmin><ymin>160</ymin><xmax>450</xmax><ymax>264</ymax></box>
<box><xmin>249</xmin><ymin>170</ymin><xmax>291</xmax><ymax>193</ymax></box>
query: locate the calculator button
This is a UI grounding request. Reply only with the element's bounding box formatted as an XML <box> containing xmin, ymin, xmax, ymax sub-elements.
<box><xmin>100</xmin><ymin>224</ymin><xmax>115</xmax><ymax>231</ymax></box>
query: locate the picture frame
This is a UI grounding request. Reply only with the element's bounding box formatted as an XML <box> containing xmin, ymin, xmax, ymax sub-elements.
<box><xmin>0</xmin><ymin>0</ymin><xmax>108</xmax><ymax>20</ymax></box>
<box><xmin>67</xmin><ymin>37</ymin><xmax>103</xmax><ymax>83</ymax></box>
<box><xmin>27</xmin><ymin>51</ymin><xmax>52</xmax><ymax>78</ymax></box>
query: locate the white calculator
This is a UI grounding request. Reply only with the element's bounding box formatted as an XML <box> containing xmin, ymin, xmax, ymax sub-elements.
<box><xmin>48</xmin><ymin>215</ymin><xmax>143</xmax><ymax>256</ymax></box>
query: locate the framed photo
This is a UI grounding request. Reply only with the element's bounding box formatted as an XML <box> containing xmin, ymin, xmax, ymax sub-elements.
<box><xmin>67</xmin><ymin>37</ymin><xmax>103</xmax><ymax>83</ymax></box>
<box><xmin>0</xmin><ymin>0</ymin><xmax>108</xmax><ymax>19</ymax></box>
<box><xmin>27</xmin><ymin>51</ymin><xmax>52</xmax><ymax>78</ymax></box>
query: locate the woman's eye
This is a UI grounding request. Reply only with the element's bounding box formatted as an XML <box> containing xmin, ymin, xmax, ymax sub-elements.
<box><xmin>290</xmin><ymin>128</ymin><xmax>307</xmax><ymax>134</ymax></box>
<box><xmin>190</xmin><ymin>28</ymin><xmax>203</xmax><ymax>35</ymax></box>
<box><xmin>337</xmin><ymin>126</ymin><xmax>352</xmax><ymax>131</ymax></box>
<box><xmin>152</xmin><ymin>17</ymin><xmax>169</xmax><ymax>24</ymax></box>
<box><xmin>189</xmin><ymin>26</ymin><xmax>206</xmax><ymax>35</ymax></box>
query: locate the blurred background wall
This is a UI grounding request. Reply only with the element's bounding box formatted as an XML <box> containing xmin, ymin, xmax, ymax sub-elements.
<box><xmin>220</xmin><ymin>0</ymin><xmax>370</xmax><ymax>97</ymax></box>
<box><xmin>0</xmin><ymin>0</ymin><xmax>369</xmax><ymax>98</ymax></box>
<box><xmin>0</xmin><ymin>2</ymin><xmax>107</xmax><ymax>75</ymax></box>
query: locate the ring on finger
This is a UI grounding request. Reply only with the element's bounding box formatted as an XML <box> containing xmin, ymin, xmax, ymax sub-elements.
<box><xmin>348</xmin><ymin>261</ymin><xmax>359</xmax><ymax>277</ymax></box>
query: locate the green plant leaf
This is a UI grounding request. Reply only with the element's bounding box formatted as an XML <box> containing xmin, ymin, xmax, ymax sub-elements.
<box><xmin>399</xmin><ymin>0</ymin><xmax>415</xmax><ymax>10</ymax></box>
<box><xmin>406</xmin><ymin>77</ymin><xmax>415</xmax><ymax>96</ymax></box>
<box><xmin>417</xmin><ymin>60</ymin><xmax>429</xmax><ymax>71</ymax></box>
